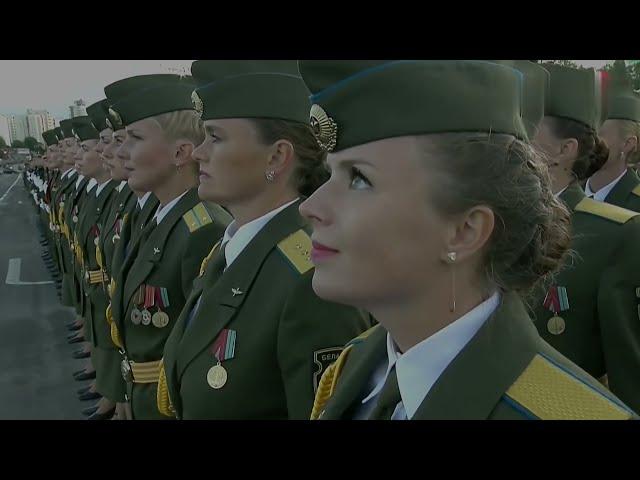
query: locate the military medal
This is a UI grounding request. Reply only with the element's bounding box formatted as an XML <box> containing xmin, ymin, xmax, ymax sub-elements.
<box><xmin>141</xmin><ymin>286</ymin><xmax>154</xmax><ymax>326</ymax></box>
<box><xmin>207</xmin><ymin>364</ymin><xmax>228</xmax><ymax>389</ymax></box>
<box><xmin>543</xmin><ymin>285</ymin><xmax>570</xmax><ymax>335</ymax></box>
<box><xmin>141</xmin><ymin>309</ymin><xmax>152</xmax><ymax>326</ymax></box>
<box><xmin>206</xmin><ymin>329</ymin><xmax>236</xmax><ymax>390</ymax></box>
<box><xmin>131</xmin><ymin>308</ymin><xmax>142</xmax><ymax>325</ymax></box>
<box><xmin>113</xmin><ymin>216</ymin><xmax>124</xmax><ymax>244</ymax></box>
<box><xmin>547</xmin><ymin>316</ymin><xmax>566</xmax><ymax>336</ymax></box>
<box><xmin>152</xmin><ymin>287</ymin><xmax>170</xmax><ymax>328</ymax></box>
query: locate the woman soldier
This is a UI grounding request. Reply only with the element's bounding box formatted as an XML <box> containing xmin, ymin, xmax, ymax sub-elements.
<box><xmin>107</xmin><ymin>74</ymin><xmax>231</xmax><ymax>419</ymax></box>
<box><xmin>531</xmin><ymin>63</ymin><xmax>640</xmax><ymax>413</ymax></box>
<box><xmin>299</xmin><ymin>60</ymin><xmax>636</xmax><ymax>420</ymax></box>
<box><xmin>156</xmin><ymin>60</ymin><xmax>371</xmax><ymax>420</ymax></box>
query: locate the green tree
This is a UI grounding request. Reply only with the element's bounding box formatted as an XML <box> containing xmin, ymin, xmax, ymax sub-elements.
<box><xmin>600</xmin><ymin>60</ymin><xmax>640</xmax><ymax>91</ymax></box>
<box><xmin>11</xmin><ymin>140</ymin><xmax>25</xmax><ymax>148</ymax></box>
<box><xmin>546</xmin><ymin>60</ymin><xmax>582</xmax><ymax>69</ymax></box>
<box><xmin>23</xmin><ymin>136</ymin><xmax>40</xmax><ymax>151</ymax></box>
<box><xmin>0</xmin><ymin>136</ymin><xmax>6</xmax><ymax>148</ymax></box>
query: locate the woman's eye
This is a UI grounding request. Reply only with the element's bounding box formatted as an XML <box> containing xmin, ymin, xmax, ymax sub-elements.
<box><xmin>349</xmin><ymin>166</ymin><xmax>372</xmax><ymax>190</ymax></box>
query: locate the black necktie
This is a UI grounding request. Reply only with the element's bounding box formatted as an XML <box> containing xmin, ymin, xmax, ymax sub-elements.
<box><xmin>368</xmin><ymin>367</ymin><xmax>402</xmax><ymax>420</ymax></box>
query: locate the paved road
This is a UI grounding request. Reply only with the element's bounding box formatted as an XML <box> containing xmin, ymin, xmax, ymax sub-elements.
<box><xmin>0</xmin><ymin>173</ymin><xmax>84</xmax><ymax>419</ymax></box>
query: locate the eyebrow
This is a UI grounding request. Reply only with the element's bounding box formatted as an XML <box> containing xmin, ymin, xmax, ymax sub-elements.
<box><xmin>327</xmin><ymin>158</ymin><xmax>376</xmax><ymax>170</ymax></box>
<box><xmin>205</xmin><ymin>122</ymin><xmax>227</xmax><ymax>134</ymax></box>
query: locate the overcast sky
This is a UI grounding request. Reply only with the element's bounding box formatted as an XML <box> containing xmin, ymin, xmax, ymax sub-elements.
<box><xmin>0</xmin><ymin>60</ymin><xmax>613</xmax><ymax>120</ymax></box>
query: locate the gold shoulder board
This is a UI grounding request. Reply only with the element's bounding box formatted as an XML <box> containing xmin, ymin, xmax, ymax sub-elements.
<box><xmin>277</xmin><ymin>229</ymin><xmax>313</xmax><ymax>275</ymax></box>
<box><xmin>504</xmin><ymin>354</ymin><xmax>634</xmax><ymax>420</ymax></box>
<box><xmin>575</xmin><ymin>197</ymin><xmax>639</xmax><ymax>224</ymax></box>
<box><xmin>183</xmin><ymin>202</ymin><xmax>213</xmax><ymax>233</ymax></box>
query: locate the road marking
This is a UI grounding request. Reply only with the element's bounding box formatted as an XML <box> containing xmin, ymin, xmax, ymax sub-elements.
<box><xmin>5</xmin><ymin>258</ymin><xmax>54</xmax><ymax>285</ymax></box>
<box><xmin>0</xmin><ymin>175</ymin><xmax>21</xmax><ymax>204</ymax></box>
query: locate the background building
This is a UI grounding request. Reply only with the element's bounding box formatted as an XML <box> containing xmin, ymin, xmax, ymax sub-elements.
<box><xmin>69</xmin><ymin>99</ymin><xmax>86</xmax><ymax>118</ymax></box>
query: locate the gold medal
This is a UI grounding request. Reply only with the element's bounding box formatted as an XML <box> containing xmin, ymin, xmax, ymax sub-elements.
<box><xmin>207</xmin><ymin>363</ymin><xmax>228</xmax><ymax>389</ymax></box>
<box><xmin>141</xmin><ymin>309</ymin><xmax>152</xmax><ymax>326</ymax></box>
<box><xmin>152</xmin><ymin>311</ymin><xmax>170</xmax><ymax>328</ymax></box>
<box><xmin>547</xmin><ymin>316</ymin><xmax>566</xmax><ymax>336</ymax></box>
<box><xmin>131</xmin><ymin>308</ymin><xmax>142</xmax><ymax>325</ymax></box>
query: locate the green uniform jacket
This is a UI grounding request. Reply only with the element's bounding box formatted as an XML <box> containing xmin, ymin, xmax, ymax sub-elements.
<box><xmin>80</xmin><ymin>180</ymin><xmax>118</xmax><ymax>348</ymax></box>
<box><xmin>160</xmin><ymin>200</ymin><xmax>373</xmax><ymax>420</ymax></box>
<box><xmin>112</xmin><ymin>187</ymin><xmax>231</xmax><ymax>419</ymax></box>
<box><xmin>61</xmin><ymin>176</ymin><xmax>90</xmax><ymax>311</ymax></box>
<box><xmin>100</xmin><ymin>184</ymin><xmax>136</xmax><ymax>280</ymax></box>
<box><xmin>603</xmin><ymin>169</ymin><xmax>640</xmax><ymax>212</ymax></box>
<box><xmin>529</xmin><ymin>182</ymin><xmax>640</xmax><ymax>413</ymax></box>
<box><xmin>316</xmin><ymin>292</ymin><xmax>636</xmax><ymax>420</ymax></box>
<box><xmin>107</xmin><ymin>191</ymin><xmax>159</xmax><ymax>335</ymax></box>
<box><xmin>73</xmin><ymin>183</ymin><xmax>102</xmax><ymax>321</ymax></box>
<box><xmin>51</xmin><ymin>171</ymin><xmax>77</xmax><ymax>281</ymax></box>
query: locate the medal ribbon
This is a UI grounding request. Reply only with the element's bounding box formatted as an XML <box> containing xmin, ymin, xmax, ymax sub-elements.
<box><xmin>144</xmin><ymin>285</ymin><xmax>155</xmax><ymax>309</ymax></box>
<box><xmin>543</xmin><ymin>286</ymin><xmax>560</xmax><ymax>314</ymax></box>
<box><xmin>154</xmin><ymin>287</ymin><xmax>170</xmax><ymax>309</ymax></box>
<box><xmin>543</xmin><ymin>286</ymin><xmax>569</xmax><ymax>314</ymax></box>
<box><xmin>210</xmin><ymin>329</ymin><xmax>236</xmax><ymax>363</ymax></box>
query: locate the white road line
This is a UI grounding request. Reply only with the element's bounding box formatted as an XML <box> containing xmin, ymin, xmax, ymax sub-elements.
<box><xmin>0</xmin><ymin>175</ymin><xmax>21</xmax><ymax>204</ymax></box>
<box><xmin>5</xmin><ymin>258</ymin><xmax>54</xmax><ymax>286</ymax></box>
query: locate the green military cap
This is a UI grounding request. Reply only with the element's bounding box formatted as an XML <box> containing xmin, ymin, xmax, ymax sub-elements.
<box><xmin>512</xmin><ymin>61</ymin><xmax>550</xmax><ymax>137</ymax></box>
<box><xmin>54</xmin><ymin>127</ymin><xmax>64</xmax><ymax>142</ymax></box>
<box><xmin>604</xmin><ymin>62</ymin><xmax>640</xmax><ymax>122</ymax></box>
<box><xmin>108</xmin><ymin>75</ymin><xmax>195</xmax><ymax>127</ymax></box>
<box><xmin>104</xmin><ymin>75</ymin><xmax>177</xmax><ymax>130</ymax></box>
<box><xmin>542</xmin><ymin>63</ymin><xmax>599</xmax><ymax>130</ymax></box>
<box><xmin>298</xmin><ymin>60</ymin><xmax>527</xmax><ymax>152</ymax></box>
<box><xmin>86</xmin><ymin>99</ymin><xmax>111</xmax><ymax>132</ymax></box>
<box><xmin>191</xmin><ymin>60</ymin><xmax>301</xmax><ymax>86</ymax></box>
<box><xmin>192</xmin><ymin>72</ymin><xmax>310</xmax><ymax>124</ymax></box>
<box><xmin>42</xmin><ymin>130</ymin><xmax>58</xmax><ymax>146</ymax></box>
<box><xmin>485</xmin><ymin>60</ymin><xmax>549</xmax><ymax>137</ymax></box>
<box><xmin>71</xmin><ymin>115</ymin><xmax>100</xmax><ymax>141</ymax></box>
<box><xmin>59</xmin><ymin>119</ymin><xmax>75</xmax><ymax>139</ymax></box>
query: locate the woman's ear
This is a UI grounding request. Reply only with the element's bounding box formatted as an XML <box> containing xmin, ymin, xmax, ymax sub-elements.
<box><xmin>442</xmin><ymin>206</ymin><xmax>495</xmax><ymax>263</ymax></box>
<box><xmin>174</xmin><ymin>140</ymin><xmax>195</xmax><ymax>168</ymax></box>
<box><xmin>266</xmin><ymin>140</ymin><xmax>296</xmax><ymax>179</ymax></box>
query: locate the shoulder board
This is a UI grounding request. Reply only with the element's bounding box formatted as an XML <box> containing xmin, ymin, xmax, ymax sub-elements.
<box><xmin>504</xmin><ymin>353</ymin><xmax>634</xmax><ymax>420</ymax></box>
<box><xmin>632</xmin><ymin>184</ymin><xmax>640</xmax><ymax>197</ymax></box>
<box><xmin>277</xmin><ymin>229</ymin><xmax>314</xmax><ymax>275</ymax></box>
<box><xmin>346</xmin><ymin>324</ymin><xmax>381</xmax><ymax>347</ymax></box>
<box><xmin>182</xmin><ymin>202</ymin><xmax>213</xmax><ymax>233</ymax></box>
<box><xmin>575</xmin><ymin>197</ymin><xmax>639</xmax><ymax>224</ymax></box>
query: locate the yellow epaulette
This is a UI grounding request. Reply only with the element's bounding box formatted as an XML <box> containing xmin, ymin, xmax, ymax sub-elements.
<box><xmin>575</xmin><ymin>197</ymin><xmax>639</xmax><ymax>224</ymax></box>
<box><xmin>199</xmin><ymin>241</ymin><xmax>221</xmax><ymax>277</ymax></box>
<box><xmin>157</xmin><ymin>360</ymin><xmax>176</xmax><ymax>418</ymax></box>
<box><xmin>310</xmin><ymin>344</ymin><xmax>354</xmax><ymax>420</ymax></box>
<box><xmin>504</xmin><ymin>354</ymin><xmax>634</xmax><ymax>420</ymax></box>
<box><xmin>183</xmin><ymin>202</ymin><xmax>213</xmax><ymax>233</ymax></box>
<box><xmin>277</xmin><ymin>230</ymin><xmax>313</xmax><ymax>275</ymax></box>
<box><xmin>632</xmin><ymin>184</ymin><xmax>640</xmax><ymax>197</ymax></box>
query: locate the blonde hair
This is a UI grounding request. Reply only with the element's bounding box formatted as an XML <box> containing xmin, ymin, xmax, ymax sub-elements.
<box><xmin>151</xmin><ymin>110</ymin><xmax>204</xmax><ymax>176</ymax></box>
<box><xmin>618</xmin><ymin>119</ymin><xmax>640</xmax><ymax>165</ymax></box>
<box><xmin>151</xmin><ymin>110</ymin><xmax>205</xmax><ymax>146</ymax></box>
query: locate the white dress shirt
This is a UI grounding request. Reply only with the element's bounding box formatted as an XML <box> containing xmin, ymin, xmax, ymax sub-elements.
<box><xmin>153</xmin><ymin>190</ymin><xmax>189</xmax><ymax>226</ymax></box>
<box><xmin>584</xmin><ymin>169</ymin><xmax>627</xmax><ymax>202</ymax></box>
<box><xmin>116</xmin><ymin>180</ymin><xmax>127</xmax><ymax>192</ymax></box>
<box><xmin>95</xmin><ymin>179</ymin><xmax>112</xmax><ymax>197</ymax></box>
<box><xmin>137</xmin><ymin>191</ymin><xmax>152</xmax><ymax>210</ymax></box>
<box><xmin>354</xmin><ymin>292</ymin><xmax>501</xmax><ymax>420</ymax></box>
